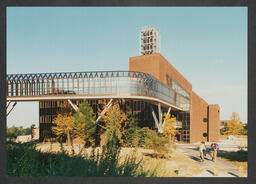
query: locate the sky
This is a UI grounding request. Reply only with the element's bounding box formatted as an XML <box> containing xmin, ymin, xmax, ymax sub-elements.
<box><xmin>6</xmin><ymin>7</ymin><xmax>247</xmax><ymax>128</ymax></box>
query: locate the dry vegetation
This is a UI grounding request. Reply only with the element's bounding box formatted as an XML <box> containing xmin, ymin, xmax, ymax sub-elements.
<box><xmin>36</xmin><ymin>143</ymin><xmax>202</xmax><ymax>177</ymax></box>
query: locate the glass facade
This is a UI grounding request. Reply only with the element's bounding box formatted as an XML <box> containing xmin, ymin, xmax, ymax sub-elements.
<box><xmin>39</xmin><ymin>99</ymin><xmax>190</xmax><ymax>143</ymax></box>
<box><xmin>7</xmin><ymin>71</ymin><xmax>191</xmax><ymax>143</ymax></box>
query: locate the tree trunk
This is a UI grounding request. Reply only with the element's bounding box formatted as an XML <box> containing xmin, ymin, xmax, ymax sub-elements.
<box><xmin>169</xmin><ymin>134</ymin><xmax>172</xmax><ymax>144</ymax></box>
<box><xmin>67</xmin><ymin>131</ymin><xmax>71</xmax><ymax>147</ymax></box>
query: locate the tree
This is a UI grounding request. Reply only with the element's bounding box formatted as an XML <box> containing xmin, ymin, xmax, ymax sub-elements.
<box><xmin>101</xmin><ymin>103</ymin><xmax>127</xmax><ymax>146</ymax></box>
<box><xmin>122</xmin><ymin>110</ymin><xmax>140</xmax><ymax>147</ymax></box>
<box><xmin>52</xmin><ymin>114</ymin><xmax>75</xmax><ymax>146</ymax></box>
<box><xmin>74</xmin><ymin>101</ymin><xmax>97</xmax><ymax>147</ymax></box>
<box><xmin>99</xmin><ymin>102</ymin><xmax>127</xmax><ymax>175</ymax></box>
<box><xmin>30</xmin><ymin>124</ymin><xmax>36</xmax><ymax>138</ymax></box>
<box><xmin>7</xmin><ymin>126</ymin><xmax>20</xmax><ymax>141</ymax></box>
<box><xmin>224</xmin><ymin>112</ymin><xmax>244</xmax><ymax>135</ymax></box>
<box><xmin>241</xmin><ymin>122</ymin><xmax>248</xmax><ymax>135</ymax></box>
<box><xmin>7</xmin><ymin>126</ymin><xmax>32</xmax><ymax>141</ymax></box>
<box><xmin>101</xmin><ymin>103</ymin><xmax>126</xmax><ymax>153</ymax></box>
<box><xmin>163</xmin><ymin>113</ymin><xmax>177</xmax><ymax>143</ymax></box>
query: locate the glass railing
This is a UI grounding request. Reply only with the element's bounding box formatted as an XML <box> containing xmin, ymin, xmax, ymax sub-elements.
<box><xmin>7</xmin><ymin>71</ymin><xmax>190</xmax><ymax>111</ymax></box>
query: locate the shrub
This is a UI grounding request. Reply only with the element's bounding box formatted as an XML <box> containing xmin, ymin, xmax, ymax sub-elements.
<box><xmin>144</xmin><ymin>128</ymin><xmax>169</xmax><ymax>155</ymax></box>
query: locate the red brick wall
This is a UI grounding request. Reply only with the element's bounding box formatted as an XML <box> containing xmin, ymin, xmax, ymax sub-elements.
<box><xmin>129</xmin><ymin>53</ymin><xmax>192</xmax><ymax>93</ymax></box>
<box><xmin>129</xmin><ymin>53</ymin><xmax>220</xmax><ymax>144</ymax></box>
<box><xmin>190</xmin><ymin>91</ymin><xmax>208</xmax><ymax>143</ymax></box>
<box><xmin>208</xmin><ymin>104</ymin><xmax>220</xmax><ymax>142</ymax></box>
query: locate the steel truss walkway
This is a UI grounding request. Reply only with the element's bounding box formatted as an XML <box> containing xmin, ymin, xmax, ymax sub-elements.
<box><xmin>6</xmin><ymin>70</ymin><xmax>190</xmax><ymax>111</ymax></box>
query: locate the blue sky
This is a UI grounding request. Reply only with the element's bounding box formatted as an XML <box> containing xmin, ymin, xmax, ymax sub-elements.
<box><xmin>7</xmin><ymin>7</ymin><xmax>247</xmax><ymax>128</ymax></box>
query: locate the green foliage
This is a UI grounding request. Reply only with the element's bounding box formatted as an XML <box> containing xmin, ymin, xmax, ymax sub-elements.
<box><xmin>224</xmin><ymin>112</ymin><xmax>244</xmax><ymax>135</ymax></box>
<box><xmin>122</xmin><ymin>110</ymin><xmax>140</xmax><ymax>147</ymax></box>
<box><xmin>220</xmin><ymin>127</ymin><xmax>226</xmax><ymax>135</ymax></box>
<box><xmin>163</xmin><ymin>114</ymin><xmax>177</xmax><ymax>143</ymax></box>
<box><xmin>102</xmin><ymin>103</ymin><xmax>127</xmax><ymax>145</ymax></box>
<box><xmin>7</xmin><ymin>126</ymin><xmax>33</xmax><ymax>141</ymax></box>
<box><xmin>7</xmin><ymin>143</ymin><xmax>149</xmax><ymax>177</ymax></box>
<box><xmin>241</xmin><ymin>123</ymin><xmax>248</xmax><ymax>135</ymax></box>
<box><xmin>143</xmin><ymin>128</ymin><xmax>169</xmax><ymax>155</ymax></box>
<box><xmin>74</xmin><ymin>100</ymin><xmax>97</xmax><ymax>146</ymax></box>
<box><xmin>52</xmin><ymin>114</ymin><xmax>75</xmax><ymax>146</ymax></box>
<box><xmin>99</xmin><ymin>103</ymin><xmax>132</xmax><ymax>175</ymax></box>
<box><xmin>218</xmin><ymin>150</ymin><xmax>247</xmax><ymax>162</ymax></box>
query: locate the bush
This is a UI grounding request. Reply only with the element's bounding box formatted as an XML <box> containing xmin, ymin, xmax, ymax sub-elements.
<box><xmin>143</xmin><ymin>128</ymin><xmax>169</xmax><ymax>155</ymax></box>
<box><xmin>7</xmin><ymin>125</ymin><xmax>33</xmax><ymax>141</ymax></box>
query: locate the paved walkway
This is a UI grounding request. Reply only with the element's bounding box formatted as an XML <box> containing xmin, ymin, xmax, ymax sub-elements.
<box><xmin>176</xmin><ymin>144</ymin><xmax>242</xmax><ymax>177</ymax></box>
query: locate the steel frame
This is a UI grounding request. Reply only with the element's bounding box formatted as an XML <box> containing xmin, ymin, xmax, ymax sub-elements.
<box><xmin>7</xmin><ymin>70</ymin><xmax>190</xmax><ymax>111</ymax></box>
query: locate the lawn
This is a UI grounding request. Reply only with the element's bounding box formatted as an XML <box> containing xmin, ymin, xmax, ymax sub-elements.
<box><xmin>218</xmin><ymin>150</ymin><xmax>248</xmax><ymax>172</ymax></box>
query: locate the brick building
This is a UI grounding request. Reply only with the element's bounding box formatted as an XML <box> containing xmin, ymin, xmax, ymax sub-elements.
<box><xmin>130</xmin><ymin>53</ymin><xmax>220</xmax><ymax>143</ymax></box>
<box><xmin>7</xmin><ymin>51</ymin><xmax>220</xmax><ymax>144</ymax></box>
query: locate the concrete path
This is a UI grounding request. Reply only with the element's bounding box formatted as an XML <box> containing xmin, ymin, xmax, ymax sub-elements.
<box><xmin>176</xmin><ymin>144</ymin><xmax>242</xmax><ymax>177</ymax></box>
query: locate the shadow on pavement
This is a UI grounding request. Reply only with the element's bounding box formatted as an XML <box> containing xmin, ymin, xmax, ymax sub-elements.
<box><xmin>189</xmin><ymin>155</ymin><xmax>201</xmax><ymax>161</ymax></box>
<box><xmin>188</xmin><ymin>155</ymin><xmax>211</xmax><ymax>162</ymax></box>
<box><xmin>207</xmin><ymin>170</ymin><xmax>214</xmax><ymax>175</ymax></box>
<box><xmin>227</xmin><ymin>172</ymin><xmax>238</xmax><ymax>177</ymax></box>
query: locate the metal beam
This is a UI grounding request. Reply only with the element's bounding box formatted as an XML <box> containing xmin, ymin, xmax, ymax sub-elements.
<box><xmin>68</xmin><ymin>99</ymin><xmax>78</xmax><ymax>111</ymax></box>
<box><xmin>96</xmin><ymin>99</ymin><xmax>113</xmax><ymax>123</ymax></box>
<box><xmin>6</xmin><ymin>101</ymin><xmax>11</xmax><ymax>109</ymax></box>
<box><xmin>158</xmin><ymin>103</ymin><xmax>162</xmax><ymax>129</ymax></box>
<box><xmin>151</xmin><ymin>107</ymin><xmax>159</xmax><ymax>130</ymax></box>
<box><xmin>7</xmin><ymin>102</ymin><xmax>17</xmax><ymax>117</ymax></box>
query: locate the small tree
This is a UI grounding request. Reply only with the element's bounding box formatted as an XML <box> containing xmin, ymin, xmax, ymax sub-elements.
<box><xmin>74</xmin><ymin>101</ymin><xmax>97</xmax><ymax>147</ymax></box>
<box><xmin>144</xmin><ymin>128</ymin><xmax>169</xmax><ymax>156</ymax></box>
<box><xmin>52</xmin><ymin>114</ymin><xmax>75</xmax><ymax>146</ymax></box>
<box><xmin>241</xmin><ymin>123</ymin><xmax>248</xmax><ymax>135</ymax></box>
<box><xmin>101</xmin><ymin>103</ymin><xmax>127</xmax><ymax>146</ymax></box>
<box><xmin>224</xmin><ymin>112</ymin><xmax>244</xmax><ymax>135</ymax></box>
<box><xmin>163</xmin><ymin>113</ymin><xmax>177</xmax><ymax>143</ymax></box>
<box><xmin>30</xmin><ymin>124</ymin><xmax>36</xmax><ymax>138</ymax></box>
<box><xmin>122</xmin><ymin>110</ymin><xmax>140</xmax><ymax>147</ymax></box>
<box><xmin>100</xmin><ymin>102</ymin><xmax>127</xmax><ymax>174</ymax></box>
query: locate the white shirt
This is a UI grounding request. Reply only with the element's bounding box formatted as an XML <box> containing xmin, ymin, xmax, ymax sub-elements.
<box><xmin>199</xmin><ymin>144</ymin><xmax>206</xmax><ymax>152</ymax></box>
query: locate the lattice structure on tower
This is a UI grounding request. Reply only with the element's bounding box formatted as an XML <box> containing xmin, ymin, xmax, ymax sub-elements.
<box><xmin>140</xmin><ymin>27</ymin><xmax>160</xmax><ymax>55</ymax></box>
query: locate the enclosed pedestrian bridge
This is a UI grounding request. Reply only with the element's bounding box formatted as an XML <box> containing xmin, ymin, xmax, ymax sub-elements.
<box><xmin>7</xmin><ymin>71</ymin><xmax>190</xmax><ymax>111</ymax></box>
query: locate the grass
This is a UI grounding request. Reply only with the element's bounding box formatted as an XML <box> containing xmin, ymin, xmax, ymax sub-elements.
<box><xmin>8</xmin><ymin>142</ymin><xmax>202</xmax><ymax>177</ymax></box>
<box><xmin>218</xmin><ymin>150</ymin><xmax>248</xmax><ymax>171</ymax></box>
<box><xmin>7</xmin><ymin>142</ymin><xmax>152</xmax><ymax>177</ymax></box>
<box><xmin>120</xmin><ymin>147</ymin><xmax>202</xmax><ymax>177</ymax></box>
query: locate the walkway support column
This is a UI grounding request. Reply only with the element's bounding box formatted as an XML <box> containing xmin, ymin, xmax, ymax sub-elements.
<box><xmin>152</xmin><ymin>104</ymin><xmax>172</xmax><ymax>134</ymax></box>
<box><xmin>6</xmin><ymin>101</ymin><xmax>11</xmax><ymax>109</ymax></box>
<box><xmin>7</xmin><ymin>102</ymin><xmax>17</xmax><ymax>117</ymax></box>
<box><xmin>151</xmin><ymin>107</ymin><xmax>159</xmax><ymax>130</ymax></box>
<box><xmin>68</xmin><ymin>99</ymin><xmax>78</xmax><ymax>111</ymax></box>
<box><xmin>96</xmin><ymin>99</ymin><xmax>113</xmax><ymax>123</ymax></box>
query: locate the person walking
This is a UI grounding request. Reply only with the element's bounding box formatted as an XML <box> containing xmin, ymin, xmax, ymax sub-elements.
<box><xmin>210</xmin><ymin>142</ymin><xmax>219</xmax><ymax>161</ymax></box>
<box><xmin>199</xmin><ymin>141</ymin><xmax>206</xmax><ymax>162</ymax></box>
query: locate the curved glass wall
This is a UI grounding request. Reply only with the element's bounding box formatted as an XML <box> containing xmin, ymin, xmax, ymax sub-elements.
<box><xmin>7</xmin><ymin>71</ymin><xmax>190</xmax><ymax>111</ymax></box>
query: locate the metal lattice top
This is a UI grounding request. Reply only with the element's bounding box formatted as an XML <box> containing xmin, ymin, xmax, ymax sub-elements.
<box><xmin>7</xmin><ymin>71</ymin><xmax>155</xmax><ymax>81</ymax></box>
